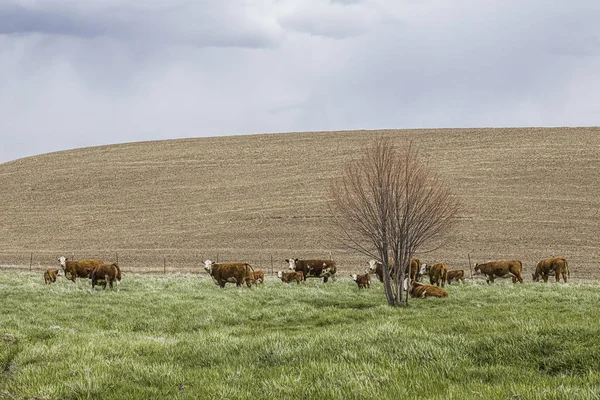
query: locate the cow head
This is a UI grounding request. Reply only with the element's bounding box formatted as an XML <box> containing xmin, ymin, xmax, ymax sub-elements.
<box><xmin>58</xmin><ymin>256</ymin><xmax>67</xmax><ymax>268</ymax></box>
<box><xmin>473</xmin><ymin>264</ymin><xmax>481</xmax><ymax>274</ymax></box>
<box><xmin>285</xmin><ymin>258</ymin><xmax>298</xmax><ymax>270</ymax></box>
<box><xmin>277</xmin><ymin>271</ymin><xmax>283</xmax><ymax>279</ymax></box>
<box><xmin>419</xmin><ymin>263</ymin><xmax>428</xmax><ymax>276</ymax></box>
<box><xmin>367</xmin><ymin>259</ymin><xmax>379</xmax><ymax>273</ymax></box>
<box><xmin>203</xmin><ymin>260</ymin><xmax>214</xmax><ymax>274</ymax></box>
<box><xmin>532</xmin><ymin>272</ymin><xmax>540</xmax><ymax>282</ymax></box>
<box><xmin>351</xmin><ymin>274</ymin><xmax>358</xmax><ymax>282</ymax></box>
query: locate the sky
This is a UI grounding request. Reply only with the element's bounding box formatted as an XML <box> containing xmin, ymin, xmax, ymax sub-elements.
<box><xmin>1</xmin><ymin>0</ymin><xmax>599</xmax><ymax>163</ymax></box>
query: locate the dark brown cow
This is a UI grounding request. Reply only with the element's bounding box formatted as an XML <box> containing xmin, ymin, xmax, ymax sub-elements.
<box><xmin>409</xmin><ymin>282</ymin><xmax>448</xmax><ymax>298</ymax></box>
<box><xmin>352</xmin><ymin>273</ymin><xmax>371</xmax><ymax>289</ymax></box>
<box><xmin>532</xmin><ymin>257</ymin><xmax>570</xmax><ymax>283</ymax></box>
<box><xmin>249</xmin><ymin>270</ymin><xmax>265</xmax><ymax>286</ymax></box>
<box><xmin>474</xmin><ymin>260</ymin><xmax>523</xmax><ymax>284</ymax></box>
<box><xmin>405</xmin><ymin>258</ymin><xmax>423</xmax><ymax>283</ymax></box>
<box><xmin>90</xmin><ymin>263</ymin><xmax>121</xmax><ymax>289</ymax></box>
<box><xmin>286</xmin><ymin>259</ymin><xmax>336</xmax><ymax>283</ymax></box>
<box><xmin>367</xmin><ymin>258</ymin><xmax>421</xmax><ymax>282</ymax></box>
<box><xmin>367</xmin><ymin>259</ymin><xmax>386</xmax><ymax>282</ymax></box>
<box><xmin>44</xmin><ymin>269</ymin><xmax>59</xmax><ymax>285</ymax></box>
<box><xmin>278</xmin><ymin>270</ymin><xmax>303</xmax><ymax>284</ymax></box>
<box><xmin>204</xmin><ymin>260</ymin><xmax>254</xmax><ymax>288</ymax></box>
<box><xmin>446</xmin><ymin>269</ymin><xmax>465</xmax><ymax>285</ymax></box>
<box><xmin>58</xmin><ymin>256</ymin><xmax>104</xmax><ymax>283</ymax></box>
<box><xmin>424</xmin><ymin>262</ymin><xmax>448</xmax><ymax>287</ymax></box>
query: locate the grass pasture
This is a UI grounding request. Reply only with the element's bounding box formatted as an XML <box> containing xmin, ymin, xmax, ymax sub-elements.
<box><xmin>1</xmin><ymin>272</ymin><xmax>600</xmax><ymax>399</ymax></box>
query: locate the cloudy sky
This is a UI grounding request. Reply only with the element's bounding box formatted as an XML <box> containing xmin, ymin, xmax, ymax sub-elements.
<box><xmin>1</xmin><ymin>0</ymin><xmax>599</xmax><ymax>162</ymax></box>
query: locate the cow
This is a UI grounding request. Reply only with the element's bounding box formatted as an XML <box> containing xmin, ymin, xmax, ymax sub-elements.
<box><xmin>44</xmin><ymin>269</ymin><xmax>59</xmax><ymax>285</ymax></box>
<box><xmin>90</xmin><ymin>263</ymin><xmax>121</xmax><ymax>289</ymax></box>
<box><xmin>473</xmin><ymin>260</ymin><xmax>523</xmax><ymax>284</ymax></box>
<box><xmin>249</xmin><ymin>270</ymin><xmax>265</xmax><ymax>286</ymax></box>
<box><xmin>446</xmin><ymin>269</ymin><xmax>465</xmax><ymax>285</ymax></box>
<box><xmin>277</xmin><ymin>270</ymin><xmax>303</xmax><ymax>284</ymax></box>
<box><xmin>406</xmin><ymin>258</ymin><xmax>423</xmax><ymax>283</ymax></box>
<box><xmin>367</xmin><ymin>258</ymin><xmax>421</xmax><ymax>282</ymax></box>
<box><xmin>351</xmin><ymin>273</ymin><xmax>371</xmax><ymax>289</ymax></box>
<box><xmin>286</xmin><ymin>259</ymin><xmax>336</xmax><ymax>283</ymax></box>
<box><xmin>423</xmin><ymin>262</ymin><xmax>448</xmax><ymax>287</ymax></box>
<box><xmin>367</xmin><ymin>259</ymin><xmax>385</xmax><ymax>282</ymax></box>
<box><xmin>204</xmin><ymin>260</ymin><xmax>254</xmax><ymax>288</ymax></box>
<box><xmin>409</xmin><ymin>281</ymin><xmax>448</xmax><ymax>298</ymax></box>
<box><xmin>532</xmin><ymin>257</ymin><xmax>570</xmax><ymax>283</ymax></box>
<box><xmin>58</xmin><ymin>256</ymin><xmax>105</xmax><ymax>283</ymax></box>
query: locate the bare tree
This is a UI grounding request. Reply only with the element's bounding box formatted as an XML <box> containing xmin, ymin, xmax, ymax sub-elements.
<box><xmin>329</xmin><ymin>137</ymin><xmax>460</xmax><ymax>306</ymax></box>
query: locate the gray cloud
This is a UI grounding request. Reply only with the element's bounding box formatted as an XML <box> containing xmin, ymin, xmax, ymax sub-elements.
<box><xmin>0</xmin><ymin>0</ymin><xmax>598</xmax><ymax>163</ymax></box>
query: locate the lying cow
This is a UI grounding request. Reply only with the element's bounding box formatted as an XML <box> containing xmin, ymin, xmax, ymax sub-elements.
<box><xmin>249</xmin><ymin>270</ymin><xmax>265</xmax><ymax>286</ymax></box>
<box><xmin>422</xmin><ymin>262</ymin><xmax>448</xmax><ymax>287</ymax></box>
<box><xmin>286</xmin><ymin>258</ymin><xmax>336</xmax><ymax>283</ymax></box>
<box><xmin>474</xmin><ymin>259</ymin><xmax>523</xmax><ymax>284</ymax></box>
<box><xmin>204</xmin><ymin>260</ymin><xmax>254</xmax><ymax>288</ymax></box>
<box><xmin>409</xmin><ymin>281</ymin><xmax>448</xmax><ymax>298</ymax></box>
<box><xmin>446</xmin><ymin>269</ymin><xmax>465</xmax><ymax>285</ymax></box>
<box><xmin>352</xmin><ymin>273</ymin><xmax>371</xmax><ymax>289</ymax></box>
<box><xmin>58</xmin><ymin>256</ymin><xmax>104</xmax><ymax>283</ymax></box>
<box><xmin>44</xmin><ymin>269</ymin><xmax>59</xmax><ymax>285</ymax></box>
<box><xmin>278</xmin><ymin>270</ymin><xmax>303</xmax><ymax>284</ymax></box>
<box><xmin>90</xmin><ymin>263</ymin><xmax>121</xmax><ymax>289</ymax></box>
<box><xmin>532</xmin><ymin>257</ymin><xmax>570</xmax><ymax>283</ymax></box>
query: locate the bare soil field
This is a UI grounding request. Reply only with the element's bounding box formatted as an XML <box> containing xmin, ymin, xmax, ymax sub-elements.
<box><xmin>0</xmin><ymin>127</ymin><xmax>598</xmax><ymax>278</ymax></box>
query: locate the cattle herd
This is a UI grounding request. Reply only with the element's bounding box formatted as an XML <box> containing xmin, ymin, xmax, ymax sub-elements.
<box><xmin>43</xmin><ymin>254</ymin><xmax>571</xmax><ymax>299</ymax></box>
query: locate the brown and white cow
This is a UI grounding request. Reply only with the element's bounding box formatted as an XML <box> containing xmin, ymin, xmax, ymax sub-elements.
<box><xmin>532</xmin><ymin>257</ymin><xmax>570</xmax><ymax>283</ymax></box>
<box><xmin>423</xmin><ymin>262</ymin><xmax>448</xmax><ymax>287</ymax></box>
<box><xmin>474</xmin><ymin>260</ymin><xmax>523</xmax><ymax>284</ymax></box>
<box><xmin>249</xmin><ymin>270</ymin><xmax>265</xmax><ymax>286</ymax></box>
<box><xmin>367</xmin><ymin>258</ymin><xmax>421</xmax><ymax>282</ymax></box>
<box><xmin>286</xmin><ymin>259</ymin><xmax>336</xmax><ymax>283</ymax></box>
<box><xmin>446</xmin><ymin>269</ymin><xmax>465</xmax><ymax>285</ymax></box>
<box><xmin>90</xmin><ymin>263</ymin><xmax>121</xmax><ymax>289</ymax></box>
<box><xmin>277</xmin><ymin>270</ymin><xmax>304</xmax><ymax>284</ymax></box>
<box><xmin>204</xmin><ymin>260</ymin><xmax>254</xmax><ymax>288</ymax></box>
<box><xmin>409</xmin><ymin>281</ymin><xmax>448</xmax><ymax>298</ymax></box>
<box><xmin>58</xmin><ymin>256</ymin><xmax>104</xmax><ymax>283</ymax></box>
<box><xmin>44</xmin><ymin>269</ymin><xmax>59</xmax><ymax>285</ymax></box>
<box><xmin>352</xmin><ymin>273</ymin><xmax>371</xmax><ymax>289</ymax></box>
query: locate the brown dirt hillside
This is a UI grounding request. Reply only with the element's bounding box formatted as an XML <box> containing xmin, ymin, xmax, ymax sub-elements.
<box><xmin>0</xmin><ymin>128</ymin><xmax>599</xmax><ymax>278</ymax></box>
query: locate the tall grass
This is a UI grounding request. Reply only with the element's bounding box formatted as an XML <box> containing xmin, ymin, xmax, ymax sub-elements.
<box><xmin>1</xmin><ymin>272</ymin><xmax>600</xmax><ymax>399</ymax></box>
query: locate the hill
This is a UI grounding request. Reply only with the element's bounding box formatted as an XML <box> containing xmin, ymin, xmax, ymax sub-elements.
<box><xmin>0</xmin><ymin>127</ymin><xmax>598</xmax><ymax>278</ymax></box>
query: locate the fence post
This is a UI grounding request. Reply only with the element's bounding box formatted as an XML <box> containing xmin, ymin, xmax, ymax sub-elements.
<box><xmin>116</xmin><ymin>252</ymin><xmax>119</xmax><ymax>264</ymax></box>
<box><xmin>164</xmin><ymin>255</ymin><xmax>166</xmax><ymax>275</ymax></box>
<box><xmin>30</xmin><ymin>252</ymin><xmax>33</xmax><ymax>272</ymax></box>
<box><xmin>271</xmin><ymin>255</ymin><xmax>274</xmax><ymax>276</ymax></box>
<box><xmin>468</xmin><ymin>253</ymin><xmax>473</xmax><ymax>281</ymax></box>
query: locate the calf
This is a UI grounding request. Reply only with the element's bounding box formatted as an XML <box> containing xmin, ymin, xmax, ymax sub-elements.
<box><xmin>58</xmin><ymin>256</ymin><xmax>104</xmax><ymax>283</ymax></box>
<box><xmin>446</xmin><ymin>269</ymin><xmax>465</xmax><ymax>285</ymax></box>
<box><xmin>44</xmin><ymin>269</ymin><xmax>59</xmax><ymax>285</ymax></box>
<box><xmin>204</xmin><ymin>260</ymin><xmax>254</xmax><ymax>288</ymax></box>
<box><xmin>352</xmin><ymin>273</ymin><xmax>371</xmax><ymax>289</ymax></box>
<box><xmin>286</xmin><ymin>258</ymin><xmax>336</xmax><ymax>283</ymax></box>
<box><xmin>249</xmin><ymin>270</ymin><xmax>265</xmax><ymax>286</ymax></box>
<box><xmin>423</xmin><ymin>262</ymin><xmax>448</xmax><ymax>287</ymax></box>
<box><xmin>409</xmin><ymin>282</ymin><xmax>448</xmax><ymax>298</ymax></box>
<box><xmin>474</xmin><ymin>260</ymin><xmax>523</xmax><ymax>284</ymax></box>
<box><xmin>277</xmin><ymin>270</ymin><xmax>303</xmax><ymax>284</ymax></box>
<box><xmin>532</xmin><ymin>257</ymin><xmax>570</xmax><ymax>283</ymax></box>
<box><xmin>90</xmin><ymin>263</ymin><xmax>121</xmax><ymax>289</ymax></box>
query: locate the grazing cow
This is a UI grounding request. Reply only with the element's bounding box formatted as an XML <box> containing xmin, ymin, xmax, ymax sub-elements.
<box><xmin>204</xmin><ymin>260</ymin><xmax>254</xmax><ymax>288</ymax></box>
<box><xmin>90</xmin><ymin>263</ymin><xmax>121</xmax><ymax>289</ymax></box>
<box><xmin>286</xmin><ymin>259</ymin><xmax>336</xmax><ymax>283</ymax></box>
<box><xmin>423</xmin><ymin>262</ymin><xmax>448</xmax><ymax>287</ymax></box>
<box><xmin>532</xmin><ymin>257</ymin><xmax>570</xmax><ymax>283</ymax></box>
<box><xmin>277</xmin><ymin>270</ymin><xmax>303</xmax><ymax>284</ymax></box>
<box><xmin>474</xmin><ymin>260</ymin><xmax>523</xmax><ymax>284</ymax></box>
<box><xmin>446</xmin><ymin>269</ymin><xmax>465</xmax><ymax>285</ymax></box>
<box><xmin>44</xmin><ymin>269</ymin><xmax>59</xmax><ymax>285</ymax></box>
<box><xmin>58</xmin><ymin>256</ymin><xmax>104</xmax><ymax>283</ymax></box>
<box><xmin>352</xmin><ymin>273</ymin><xmax>371</xmax><ymax>289</ymax></box>
<box><xmin>409</xmin><ymin>281</ymin><xmax>448</xmax><ymax>298</ymax></box>
<box><xmin>249</xmin><ymin>270</ymin><xmax>265</xmax><ymax>286</ymax></box>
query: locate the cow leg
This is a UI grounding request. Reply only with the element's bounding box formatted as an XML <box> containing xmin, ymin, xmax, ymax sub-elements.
<box><xmin>487</xmin><ymin>275</ymin><xmax>493</xmax><ymax>284</ymax></box>
<box><xmin>542</xmin><ymin>274</ymin><xmax>549</xmax><ymax>283</ymax></box>
<box><xmin>323</xmin><ymin>276</ymin><xmax>329</xmax><ymax>283</ymax></box>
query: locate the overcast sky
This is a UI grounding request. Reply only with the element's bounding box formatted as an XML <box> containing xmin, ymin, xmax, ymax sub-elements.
<box><xmin>1</xmin><ymin>1</ymin><xmax>599</xmax><ymax>162</ymax></box>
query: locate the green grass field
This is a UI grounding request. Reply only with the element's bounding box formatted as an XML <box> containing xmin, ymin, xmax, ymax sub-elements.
<box><xmin>1</xmin><ymin>272</ymin><xmax>600</xmax><ymax>399</ymax></box>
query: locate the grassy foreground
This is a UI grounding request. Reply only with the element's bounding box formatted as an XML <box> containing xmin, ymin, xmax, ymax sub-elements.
<box><xmin>1</xmin><ymin>272</ymin><xmax>600</xmax><ymax>399</ymax></box>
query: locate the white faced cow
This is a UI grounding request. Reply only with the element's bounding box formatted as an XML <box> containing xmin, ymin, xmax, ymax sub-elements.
<box><xmin>286</xmin><ymin>258</ymin><xmax>336</xmax><ymax>283</ymax></box>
